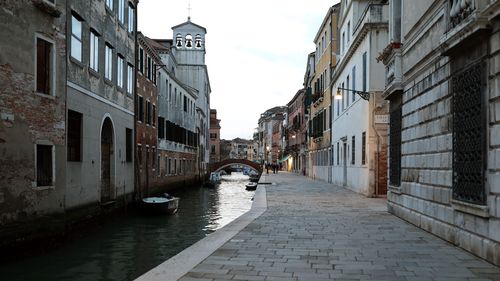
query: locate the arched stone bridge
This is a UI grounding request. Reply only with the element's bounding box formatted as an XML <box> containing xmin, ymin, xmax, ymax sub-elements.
<box><xmin>209</xmin><ymin>158</ymin><xmax>262</xmax><ymax>174</ymax></box>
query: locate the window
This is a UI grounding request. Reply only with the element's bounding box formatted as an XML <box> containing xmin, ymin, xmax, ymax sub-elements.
<box><xmin>90</xmin><ymin>31</ymin><xmax>99</xmax><ymax>72</ymax></box>
<box><xmin>351</xmin><ymin>136</ymin><xmax>355</xmax><ymax>165</ymax></box>
<box><xmin>146</xmin><ymin>101</ymin><xmax>151</xmax><ymax>125</ymax></box>
<box><xmin>347</xmin><ymin>21</ymin><xmax>351</xmax><ymax>42</ymax></box>
<box><xmin>127</xmin><ymin>63</ymin><xmax>133</xmax><ymax>94</ymax></box>
<box><xmin>195</xmin><ymin>34</ymin><xmax>202</xmax><ymax>48</ymax></box>
<box><xmin>105</xmin><ymin>44</ymin><xmax>113</xmax><ymax>80</ymax></box>
<box><xmin>346</xmin><ymin>76</ymin><xmax>350</xmax><ymax>107</ymax></box>
<box><xmin>106</xmin><ymin>0</ymin><xmax>113</xmax><ymax>10</ymax></box>
<box><xmin>36</xmin><ymin>144</ymin><xmax>53</xmax><ymax>186</ymax></box>
<box><xmin>36</xmin><ymin>37</ymin><xmax>53</xmax><ymax>95</ymax></box>
<box><xmin>362</xmin><ymin>132</ymin><xmax>366</xmax><ymax>165</ymax></box>
<box><xmin>126</xmin><ymin>128</ymin><xmax>132</xmax><ymax>162</ymax></box>
<box><xmin>117</xmin><ymin>54</ymin><xmax>124</xmax><ymax>88</ymax></box>
<box><xmin>389</xmin><ymin>96</ymin><xmax>402</xmax><ymax>186</ymax></box>
<box><xmin>342</xmin><ymin>32</ymin><xmax>345</xmax><ymax>54</ymax></box>
<box><xmin>147</xmin><ymin>56</ymin><xmax>151</xmax><ymax>80</ymax></box>
<box><xmin>118</xmin><ymin>0</ymin><xmax>125</xmax><ymax>23</ymax></box>
<box><xmin>452</xmin><ymin>62</ymin><xmax>486</xmax><ymax>204</ymax></box>
<box><xmin>67</xmin><ymin>110</ymin><xmax>82</xmax><ymax>161</ymax></box>
<box><xmin>341</xmin><ymin>82</ymin><xmax>345</xmax><ymax>111</ymax></box>
<box><xmin>336</xmin><ymin>142</ymin><xmax>339</xmax><ymax>165</ymax></box>
<box><xmin>137</xmin><ymin>145</ymin><xmax>142</xmax><ymax>167</ymax></box>
<box><xmin>152</xmin><ymin>105</ymin><xmax>156</xmax><ymax>126</ymax></box>
<box><xmin>139</xmin><ymin>48</ymin><xmax>144</xmax><ymax>74</ymax></box>
<box><xmin>71</xmin><ymin>14</ymin><xmax>82</xmax><ymax>62</ymax></box>
<box><xmin>158</xmin><ymin>117</ymin><xmax>165</xmax><ymax>138</ymax></box>
<box><xmin>185</xmin><ymin>34</ymin><xmax>193</xmax><ymax>48</ymax></box>
<box><xmin>138</xmin><ymin>96</ymin><xmax>144</xmax><ymax>122</ymax></box>
<box><xmin>183</xmin><ymin>95</ymin><xmax>188</xmax><ymax>112</ymax></box>
<box><xmin>175</xmin><ymin>34</ymin><xmax>182</xmax><ymax>48</ymax></box>
<box><xmin>128</xmin><ymin>3</ymin><xmax>134</xmax><ymax>33</ymax></box>
<box><xmin>352</xmin><ymin>66</ymin><xmax>356</xmax><ymax>102</ymax></box>
<box><xmin>362</xmin><ymin>52</ymin><xmax>367</xmax><ymax>92</ymax></box>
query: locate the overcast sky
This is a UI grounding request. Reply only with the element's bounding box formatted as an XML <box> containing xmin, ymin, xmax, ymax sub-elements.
<box><xmin>139</xmin><ymin>0</ymin><xmax>338</xmax><ymax>140</ymax></box>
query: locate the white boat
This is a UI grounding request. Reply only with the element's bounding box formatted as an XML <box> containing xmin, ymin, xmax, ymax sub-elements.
<box><xmin>141</xmin><ymin>193</ymin><xmax>179</xmax><ymax>214</ymax></box>
<box><xmin>204</xmin><ymin>172</ymin><xmax>221</xmax><ymax>188</ymax></box>
<box><xmin>209</xmin><ymin>172</ymin><xmax>221</xmax><ymax>183</ymax></box>
<box><xmin>245</xmin><ymin>182</ymin><xmax>258</xmax><ymax>191</ymax></box>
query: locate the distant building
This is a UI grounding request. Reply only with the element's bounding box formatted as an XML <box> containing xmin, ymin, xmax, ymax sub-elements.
<box><xmin>284</xmin><ymin>89</ymin><xmax>307</xmax><ymax>173</ymax></box>
<box><xmin>209</xmin><ymin>109</ymin><xmax>221</xmax><ymax>163</ymax></box>
<box><xmin>257</xmin><ymin>106</ymin><xmax>287</xmax><ymax>164</ymax></box>
<box><xmin>307</xmin><ymin>4</ymin><xmax>340</xmax><ymax>183</ymax></box>
<box><xmin>219</xmin><ymin>139</ymin><xmax>232</xmax><ymax>161</ymax></box>
<box><xmin>135</xmin><ymin>33</ymin><xmax>160</xmax><ymax>197</ymax></box>
<box><xmin>230</xmin><ymin>138</ymin><xmax>254</xmax><ymax>160</ymax></box>
<box><xmin>170</xmin><ymin>19</ymin><xmax>211</xmax><ymax>178</ymax></box>
<box><xmin>147</xmin><ymin>36</ymin><xmax>199</xmax><ymax>190</ymax></box>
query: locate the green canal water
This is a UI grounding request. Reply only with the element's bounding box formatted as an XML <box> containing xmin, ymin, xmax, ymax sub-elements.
<box><xmin>0</xmin><ymin>172</ymin><xmax>254</xmax><ymax>281</ymax></box>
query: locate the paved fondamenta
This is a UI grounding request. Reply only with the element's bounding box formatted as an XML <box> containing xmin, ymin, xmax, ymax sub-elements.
<box><xmin>180</xmin><ymin>172</ymin><xmax>500</xmax><ymax>281</ymax></box>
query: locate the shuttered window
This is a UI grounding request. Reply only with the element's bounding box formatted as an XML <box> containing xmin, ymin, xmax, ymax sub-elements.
<box><xmin>36</xmin><ymin>38</ymin><xmax>51</xmax><ymax>95</ymax></box>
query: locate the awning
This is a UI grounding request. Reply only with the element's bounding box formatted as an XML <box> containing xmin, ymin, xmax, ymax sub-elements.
<box><xmin>278</xmin><ymin>154</ymin><xmax>291</xmax><ymax>163</ymax></box>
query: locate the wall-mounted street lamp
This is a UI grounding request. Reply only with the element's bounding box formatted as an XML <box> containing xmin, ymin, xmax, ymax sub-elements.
<box><xmin>335</xmin><ymin>87</ymin><xmax>370</xmax><ymax>101</ymax></box>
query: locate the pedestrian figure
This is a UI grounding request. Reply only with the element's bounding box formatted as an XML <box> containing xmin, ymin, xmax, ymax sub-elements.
<box><xmin>265</xmin><ymin>163</ymin><xmax>269</xmax><ymax>174</ymax></box>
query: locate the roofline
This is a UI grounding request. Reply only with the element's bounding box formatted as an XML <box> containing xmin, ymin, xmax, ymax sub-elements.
<box><xmin>172</xmin><ymin>20</ymin><xmax>207</xmax><ymax>33</ymax></box>
<box><xmin>313</xmin><ymin>3</ymin><xmax>340</xmax><ymax>42</ymax></box>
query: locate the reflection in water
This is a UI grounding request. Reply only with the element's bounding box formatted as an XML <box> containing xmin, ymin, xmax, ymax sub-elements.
<box><xmin>0</xmin><ymin>172</ymin><xmax>253</xmax><ymax>281</ymax></box>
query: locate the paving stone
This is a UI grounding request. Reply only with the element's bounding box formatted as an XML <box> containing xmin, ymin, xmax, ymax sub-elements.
<box><xmin>177</xmin><ymin>173</ymin><xmax>500</xmax><ymax>281</ymax></box>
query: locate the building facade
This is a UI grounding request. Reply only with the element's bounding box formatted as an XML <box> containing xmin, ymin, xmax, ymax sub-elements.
<box><xmin>65</xmin><ymin>0</ymin><xmax>136</xmax><ymax>208</ymax></box>
<box><xmin>135</xmin><ymin>33</ymin><xmax>159</xmax><ymax>198</ymax></box>
<box><xmin>330</xmin><ymin>0</ymin><xmax>389</xmax><ymax>196</ymax></box>
<box><xmin>257</xmin><ymin>106</ymin><xmax>287</xmax><ymax>165</ymax></box>
<box><xmin>383</xmin><ymin>0</ymin><xmax>500</xmax><ymax>266</ymax></box>
<box><xmin>308</xmin><ymin>5</ymin><xmax>340</xmax><ymax>183</ymax></box>
<box><xmin>170</xmin><ymin>19</ymin><xmax>211</xmax><ymax>179</ymax></box>
<box><xmin>0</xmin><ymin>0</ymin><xmax>68</xmax><ymax>237</ymax></box>
<box><xmin>209</xmin><ymin>109</ymin><xmax>221</xmax><ymax>163</ymax></box>
<box><xmin>285</xmin><ymin>89</ymin><xmax>307</xmax><ymax>173</ymax></box>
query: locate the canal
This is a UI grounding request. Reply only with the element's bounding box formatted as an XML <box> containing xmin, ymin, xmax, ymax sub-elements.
<box><xmin>0</xmin><ymin>172</ymin><xmax>254</xmax><ymax>281</ymax></box>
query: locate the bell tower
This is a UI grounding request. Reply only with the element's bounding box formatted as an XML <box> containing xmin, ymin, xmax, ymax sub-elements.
<box><xmin>171</xmin><ymin>18</ymin><xmax>207</xmax><ymax>65</ymax></box>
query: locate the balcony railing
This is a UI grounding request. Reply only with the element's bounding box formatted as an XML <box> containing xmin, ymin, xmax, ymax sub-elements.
<box><xmin>353</xmin><ymin>3</ymin><xmax>388</xmax><ymax>34</ymax></box>
<box><xmin>449</xmin><ymin>0</ymin><xmax>477</xmax><ymax>29</ymax></box>
<box><xmin>385</xmin><ymin>48</ymin><xmax>402</xmax><ymax>88</ymax></box>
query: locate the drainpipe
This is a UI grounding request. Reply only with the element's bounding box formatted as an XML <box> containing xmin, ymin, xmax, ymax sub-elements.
<box><xmin>371</xmin><ymin>94</ymin><xmax>381</xmax><ymax>197</ymax></box>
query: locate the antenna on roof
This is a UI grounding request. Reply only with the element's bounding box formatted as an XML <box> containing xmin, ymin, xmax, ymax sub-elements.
<box><xmin>187</xmin><ymin>0</ymin><xmax>192</xmax><ymax>21</ymax></box>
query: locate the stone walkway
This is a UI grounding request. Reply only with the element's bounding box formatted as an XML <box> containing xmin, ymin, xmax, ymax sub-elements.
<box><xmin>178</xmin><ymin>172</ymin><xmax>500</xmax><ymax>281</ymax></box>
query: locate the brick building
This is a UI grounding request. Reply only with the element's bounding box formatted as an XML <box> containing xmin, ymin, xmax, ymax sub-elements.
<box><xmin>209</xmin><ymin>109</ymin><xmax>221</xmax><ymax>163</ymax></box>
<box><xmin>136</xmin><ymin>33</ymin><xmax>159</xmax><ymax>197</ymax></box>
<box><xmin>0</xmin><ymin>0</ymin><xmax>68</xmax><ymax>236</ymax></box>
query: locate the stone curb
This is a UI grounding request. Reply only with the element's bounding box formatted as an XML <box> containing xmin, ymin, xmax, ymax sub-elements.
<box><xmin>134</xmin><ymin>185</ymin><xmax>268</xmax><ymax>281</ymax></box>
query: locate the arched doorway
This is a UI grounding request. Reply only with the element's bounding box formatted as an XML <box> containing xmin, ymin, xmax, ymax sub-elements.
<box><xmin>101</xmin><ymin>117</ymin><xmax>114</xmax><ymax>203</ymax></box>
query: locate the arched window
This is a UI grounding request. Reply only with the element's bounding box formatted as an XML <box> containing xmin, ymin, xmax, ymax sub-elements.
<box><xmin>185</xmin><ymin>34</ymin><xmax>193</xmax><ymax>48</ymax></box>
<box><xmin>175</xmin><ymin>34</ymin><xmax>182</xmax><ymax>48</ymax></box>
<box><xmin>195</xmin><ymin>34</ymin><xmax>202</xmax><ymax>48</ymax></box>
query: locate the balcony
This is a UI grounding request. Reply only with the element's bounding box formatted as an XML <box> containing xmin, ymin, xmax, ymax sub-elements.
<box><xmin>353</xmin><ymin>4</ymin><xmax>388</xmax><ymax>35</ymax></box>
<box><xmin>440</xmin><ymin>0</ymin><xmax>496</xmax><ymax>55</ymax></box>
<box><xmin>381</xmin><ymin>44</ymin><xmax>403</xmax><ymax>99</ymax></box>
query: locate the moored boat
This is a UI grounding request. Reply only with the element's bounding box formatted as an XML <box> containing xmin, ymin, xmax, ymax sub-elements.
<box><xmin>141</xmin><ymin>193</ymin><xmax>179</xmax><ymax>215</ymax></box>
<box><xmin>245</xmin><ymin>182</ymin><xmax>258</xmax><ymax>191</ymax></box>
